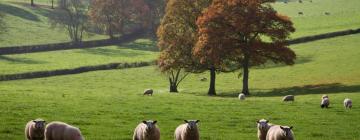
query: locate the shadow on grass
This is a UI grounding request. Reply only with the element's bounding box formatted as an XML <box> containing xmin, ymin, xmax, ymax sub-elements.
<box><xmin>119</xmin><ymin>40</ymin><xmax>158</xmax><ymax>52</ymax></box>
<box><xmin>0</xmin><ymin>3</ymin><xmax>40</xmax><ymax>22</ymax></box>
<box><xmin>77</xmin><ymin>47</ymin><xmax>148</xmax><ymax>57</ymax></box>
<box><xmin>254</xmin><ymin>56</ymin><xmax>313</xmax><ymax>69</ymax></box>
<box><xmin>0</xmin><ymin>56</ymin><xmax>47</xmax><ymax>64</ymax></box>
<box><xmin>203</xmin><ymin>83</ymin><xmax>360</xmax><ymax>98</ymax></box>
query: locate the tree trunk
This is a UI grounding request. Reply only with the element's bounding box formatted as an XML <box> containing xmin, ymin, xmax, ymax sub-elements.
<box><xmin>242</xmin><ymin>53</ymin><xmax>250</xmax><ymax>95</ymax></box>
<box><xmin>31</xmin><ymin>0</ymin><xmax>34</xmax><ymax>6</ymax></box>
<box><xmin>169</xmin><ymin>82</ymin><xmax>178</xmax><ymax>92</ymax></box>
<box><xmin>208</xmin><ymin>66</ymin><xmax>216</xmax><ymax>96</ymax></box>
<box><xmin>51</xmin><ymin>0</ymin><xmax>54</xmax><ymax>9</ymax></box>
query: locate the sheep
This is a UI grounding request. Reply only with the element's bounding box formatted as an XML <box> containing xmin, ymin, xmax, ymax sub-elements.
<box><xmin>298</xmin><ymin>12</ymin><xmax>303</xmax><ymax>15</ymax></box>
<box><xmin>266</xmin><ymin>125</ymin><xmax>295</xmax><ymax>140</ymax></box>
<box><xmin>44</xmin><ymin>121</ymin><xmax>84</xmax><ymax>140</ymax></box>
<box><xmin>321</xmin><ymin>97</ymin><xmax>330</xmax><ymax>108</ymax></box>
<box><xmin>257</xmin><ymin>119</ymin><xmax>272</xmax><ymax>140</ymax></box>
<box><xmin>283</xmin><ymin>95</ymin><xmax>294</xmax><ymax>102</ymax></box>
<box><xmin>322</xmin><ymin>95</ymin><xmax>328</xmax><ymax>99</ymax></box>
<box><xmin>25</xmin><ymin>118</ymin><xmax>46</xmax><ymax>140</ymax></box>
<box><xmin>133</xmin><ymin>120</ymin><xmax>160</xmax><ymax>140</ymax></box>
<box><xmin>344</xmin><ymin>98</ymin><xmax>352</xmax><ymax>109</ymax></box>
<box><xmin>175</xmin><ymin>120</ymin><xmax>200</xmax><ymax>140</ymax></box>
<box><xmin>143</xmin><ymin>89</ymin><xmax>153</xmax><ymax>96</ymax></box>
<box><xmin>238</xmin><ymin>93</ymin><xmax>246</xmax><ymax>100</ymax></box>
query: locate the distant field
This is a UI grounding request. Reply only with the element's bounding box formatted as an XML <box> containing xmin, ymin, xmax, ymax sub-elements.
<box><xmin>0</xmin><ymin>39</ymin><xmax>158</xmax><ymax>75</ymax></box>
<box><xmin>0</xmin><ymin>34</ymin><xmax>359</xmax><ymax>140</ymax></box>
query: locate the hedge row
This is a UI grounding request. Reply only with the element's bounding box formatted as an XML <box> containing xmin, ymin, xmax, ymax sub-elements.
<box><xmin>0</xmin><ymin>28</ymin><xmax>146</xmax><ymax>55</ymax></box>
<box><xmin>0</xmin><ymin>61</ymin><xmax>155</xmax><ymax>81</ymax></box>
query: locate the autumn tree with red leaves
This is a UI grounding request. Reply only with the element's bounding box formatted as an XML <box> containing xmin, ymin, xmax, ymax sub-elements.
<box><xmin>157</xmin><ymin>0</ymin><xmax>212</xmax><ymax>93</ymax></box>
<box><xmin>194</xmin><ymin>0</ymin><xmax>296</xmax><ymax>95</ymax></box>
<box><xmin>89</xmin><ymin>0</ymin><xmax>150</xmax><ymax>39</ymax></box>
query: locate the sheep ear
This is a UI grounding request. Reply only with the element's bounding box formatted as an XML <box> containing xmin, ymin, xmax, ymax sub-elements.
<box><xmin>33</xmin><ymin>120</ymin><xmax>37</xmax><ymax>123</ymax></box>
<box><xmin>184</xmin><ymin>120</ymin><xmax>189</xmax><ymax>123</ymax></box>
<box><xmin>195</xmin><ymin>120</ymin><xmax>200</xmax><ymax>123</ymax></box>
<box><xmin>290</xmin><ymin>126</ymin><xmax>293</xmax><ymax>129</ymax></box>
<box><xmin>256</xmin><ymin>120</ymin><xmax>259</xmax><ymax>123</ymax></box>
<box><xmin>153</xmin><ymin>120</ymin><xmax>157</xmax><ymax>124</ymax></box>
<box><xmin>265</xmin><ymin>120</ymin><xmax>269</xmax><ymax>123</ymax></box>
<box><xmin>142</xmin><ymin>121</ymin><xmax>147</xmax><ymax>124</ymax></box>
<box><xmin>280</xmin><ymin>126</ymin><xmax>285</xmax><ymax>130</ymax></box>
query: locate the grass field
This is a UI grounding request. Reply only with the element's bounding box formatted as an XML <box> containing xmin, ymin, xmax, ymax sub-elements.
<box><xmin>0</xmin><ymin>34</ymin><xmax>359</xmax><ymax>139</ymax></box>
<box><xmin>0</xmin><ymin>39</ymin><xmax>158</xmax><ymax>74</ymax></box>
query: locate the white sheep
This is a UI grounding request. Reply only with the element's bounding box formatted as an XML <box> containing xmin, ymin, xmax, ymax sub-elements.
<box><xmin>321</xmin><ymin>95</ymin><xmax>328</xmax><ymax>99</ymax></box>
<box><xmin>283</xmin><ymin>95</ymin><xmax>294</xmax><ymax>102</ymax></box>
<box><xmin>266</xmin><ymin>125</ymin><xmax>295</xmax><ymax>140</ymax></box>
<box><xmin>44</xmin><ymin>121</ymin><xmax>84</xmax><ymax>140</ymax></box>
<box><xmin>257</xmin><ymin>119</ymin><xmax>272</xmax><ymax>140</ymax></box>
<box><xmin>143</xmin><ymin>89</ymin><xmax>153</xmax><ymax>96</ymax></box>
<box><xmin>238</xmin><ymin>93</ymin><xmax>246</xmax><ymax>100</ymax></box>
<box><xmin>25</xmin><ymin>118</ymin><xmax>46</xmax><ymax>140</ymax></box>
<box><xmin>344</xmin><ymin>98</ymin><xmax>352</xmax><ymax>109</ymax></box>
<box><xmin>174</xmin><ymin>120</ymin><xmax>200</xmax><ymax>140</ymax></box>
<box><xmin>133</xmin><ymin>120</ymin><xmax>160</xmax><ymax>140</ymax></box>
<box><xmin>321</xmin><ymin>98</ymin><xmax>330</xmax><ymax>108</ymax></box>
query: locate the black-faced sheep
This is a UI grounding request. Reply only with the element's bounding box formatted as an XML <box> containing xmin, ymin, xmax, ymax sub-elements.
<box><xmin>344</xmin><ymin>98</ymin><xmax>352</xmax><ymax>109</ymax></box>
<box><xmin>266</xmin><ymin>125</ymin><xmax>295</xmax><ymax>140</ymax></box>
<box><xmin>25</xmin><ymin>119</ymin><xmax>46</xmax><ymax>140</ymax></box>
<box><xmin>321</xmin><ymin>97</ymin><xmax>330</xmax><ymax>108</ymax></box>
<box><xmin>257</xmin><ymin>119</ymin><xmax>272</xmax><ymax>140</ymax></box>
<box><xmin>133</xmin><ymin>120</ymin><xmax>160</xmax><ymax>140</ymax></box>
<box><xmin>175</xmin><ymin>120</ymin><xmax>200</xmax><ymax>140</ymax></box>
<box><xmin>143</xmin><ymin>89</ymin><xmax>153</xmax><ymax>96</ymax></box>
<box><xmin>283</xmin><ymin>95</ymin><xmax>294</xmax><ymax>102</ymax></box>
<box><xmin>44</xmin><ymin>121</ymin><xmax>84</xmax><ymax>140</ymax></box>
<box><xmin>238</xmin><ymin>93</ymin><xmax>246</xmax><ymax>100</ymax></box>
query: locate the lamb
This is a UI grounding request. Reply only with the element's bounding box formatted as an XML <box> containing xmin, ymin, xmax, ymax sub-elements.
<box><xmin>238</xmin><ymin>93</ymin><xmax>246</xmax><ymax>100</ymax></box>
<box><xmin>344</xmin><ymin>98</ymin><xmax>352</xmax><ymax>109</ymax></box>
<box><xmin>321</xmin><ymin>97</ymin><xmax>330</xmax><ymax>108</ymax></box>
<box><xmin>266</xmin><ymin>125</ymin><xmax>295</xmax><ymax>140</ymax></box>
<box><xmin>321</xmin><ymin>95</ymin><xmax>328</xmax><ymax>99</ymax></box>
<box><xmin>25</xmin><ymin>118</ymin><xmax>46</xmax><ymax>140</ymax></box>
<box><xmin>283</xmin><ymin>95</ymin><xmax>294</xmax><ymax>102</ymax></box>
<box><xmin>257</xmin><ymin>119</ymin><xmax>272</xmax><ymax>140</ymax></box>
<box><xmin>175</xmin><ymin>120</ymin><xmax>200</xmax><ymax>140</ymax></box>
<box><xmin>143</xmin><ymin>89</ymin><xmax>153</xmax><ymax>96</ymax></box>
<box><xmin>133</xmin><ymin>120</ymin><xmax>160</xmax><ymax>140</ymax></box>
<box><xmin>44</xmin><ymin>121</ymin><xmax>84</xmax><ymax>140</ymax></box>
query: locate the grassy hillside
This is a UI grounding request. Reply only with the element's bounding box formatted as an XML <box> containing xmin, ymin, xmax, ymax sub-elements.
<box><xmin>0</xmin><ymin>34</ymin><xmax>359</xmax><ymax>139</ymax></box>
<box><xmin>0</xmin><ymin>39</ymin><xmax>158</xmax><ymax>74</ymax></box>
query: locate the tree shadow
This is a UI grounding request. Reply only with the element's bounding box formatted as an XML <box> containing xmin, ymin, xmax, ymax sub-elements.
<box><xmin>254</xmin><ymin>56</ymin><xmax>313</xmax><ymax>69</ymax></box>
<box><xmin>0</xmin><ymin>56</ymin><xmax>47</xmax><ymax>64</ymax></box>
<box><xmin>209</xmin><ymin>83</ymin><xmax>360</xmax><ymax>98</ymax></box>
<box><xmin>119</xmin><ymin>40</ymin><xmax>158</xmax><ymax>52</ymax></box>
<box><xmin>9</xmin><ymin>2</ymin><xmax>54</xmax><ymax>17</ymax></box>
<box><xmin>77</xmin><ymin>48</ymin><xmax>147</xmax><ymax>57</ymax></box>
<box><xmin>0</xmin><ymin>3</ymin><xmax>40</xmax><ymax>22</ymax></box>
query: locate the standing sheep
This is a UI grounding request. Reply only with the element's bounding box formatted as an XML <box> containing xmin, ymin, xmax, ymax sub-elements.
<box><xmin>283</xmin><ymin>95</ymin><xmax>294</xmax><ymax>102</ymax></box>
<box><xmin>175</xmin><ymin>120</ymin><xmax>200</xmax><ymax>140</ymax></box>
<box><xmin>257</xmin><ymin>119</ymin><xmax>272</xmax><ymax>140</ymax></box>
<box><xmin>266</xmin><ymin>125</ymin><xmax>295</xmax><ymax>140</ymax></box>
<box><xmin>238</xmin><ymin>93</ymin><xmax>246</xmax><ymax>100</ymax></box>
<box><xmin>133</xmin><ymin>120</ymin><xmax>160</xmax><ymax>140</ymax></box>
<box><xmin>25</xmin><ymin>119</ymin><xmax>46</xmax><ymax>140</ymax></box>
<box><xmin>44</xmin><ymin>121</ymin><xmax>84</xmax><ymax>140</ymax></box>
<box><xmin>344</xmin><ymin>98</ymin><xmax>352</xmax><ymax>109</ymax></box>
<box><xmin>321</xmin><ymin>97</ymin><xmax>330</xmax><ymax>108</ymax></box>
<box><xmin>143</xmin><ymin>89</ymin><xmax>153</xmax><ymax>96</ymax></box>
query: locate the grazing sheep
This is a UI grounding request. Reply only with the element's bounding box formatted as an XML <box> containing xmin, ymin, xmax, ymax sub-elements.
<box><xmin>324</xmin><ymin>12</ymin><xmax>331</xmax><ymax>15</ymax></box>
<box><xmin>143</xmin><ymin>89</ymin><xmax>153</xmax><ymax>96</ymax></box>
<box><xmin>257</xmin><ymin>119</ymin><xmax>272</xmax><ymax>140</ymax></box>
<box><xmin>175</xmin><ymin>120</ymin><xmax>200</xmax><ymax>140</ymax></box>
<box><xmin>321</xmin><ymin>97</ymin><xmax>330</xmax><ymax>108</ymax></box>
<box><xmin>344</xmin><ymin>98</ymin><xmax>352</xmax><ymax>109</ymax></box>
<box><xmin>298</xmin><ymin>12</ymin><xmax>303</xmax><ymax>15</ymax></box>
<box><xmin>266</xmin><ymin>125</ymin><xmax>295</xmax><ymax>140</ymax></box>
<box><xmin>283</xmin><ymin>95</ymin><xmax>294</xmax><ymax>102</ymax></box>
<box><xmin>200</xmin><ymin>77</ymin><xmax>207</xmax><ymax>81</ymax></box>
<box><xmin>45</xmin><ymin>121</ymin><xmax>84</xmax><ymax>140</ymax></box>
<box><xmin>322</xmin><ymin>95</ymin><xmax>328</xmax><ymax>99</ymax></box>
<box><xmin>133</xmin><ymin>120</ymin><xmax>160</xmax><ymax>140</ymax></box>
<box><xmin>25</xmin><ymin>119</ymin><xmax>46</xmax><ymax>140</ymax></box>
<box><xmin>238</xmin><ymin>93</ymin><xmax>246</xmax><ymax>100</ymax></box>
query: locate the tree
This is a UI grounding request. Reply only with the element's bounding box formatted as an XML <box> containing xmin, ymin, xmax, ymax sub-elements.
<box><xmin>31</xmin><ymin>0</ymin><xmax>34</xmax><ymax>6</ymax></box>
<box><xmin>157</xmin><ymin>0</ymin><xmax>212</xmax><ymax>93</ymax></box>
<box><xmin>49</xmin><ymin>0</ymin><xmax>88</xmax><ymax>43</ymax></box>
<box><xmin>88</xmin><ymin>0</ymin><xmax>150</xmax><ymax>39</ymax></box>
<box><xmin>195</xmin><ymin>0</ymin><xmax>296</xmax><ymax>95</ymax></box>
<box><xmin>143</xmin><ymin>0</ymin><xmax>166</xmax><ymax>37</ymax></box>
